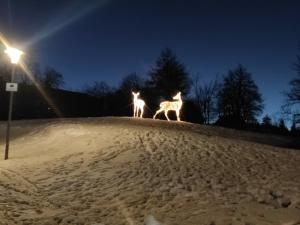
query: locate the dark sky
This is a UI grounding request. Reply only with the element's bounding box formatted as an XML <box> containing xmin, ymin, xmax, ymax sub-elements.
<box><xmin>0</xmin><ymin>0</ymin><xmax>300</xmax><ymax>120</ymax></box>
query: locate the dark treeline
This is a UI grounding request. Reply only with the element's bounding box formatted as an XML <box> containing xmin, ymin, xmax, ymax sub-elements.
<box><xmin>0</xmin><ymin>48</ymin><xmax>299</xmax><ymax>137</ymax></box>
<box><xmin>0</xmin><ymin>64</ymin><xmax>99</xmax><ymax>119</ymax></box>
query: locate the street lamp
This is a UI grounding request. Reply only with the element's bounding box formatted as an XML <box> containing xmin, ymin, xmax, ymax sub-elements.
<box><xmin>4</xmin><ymin>46</ymin><xmax>24</xmax><ymax>160</ymax></box>
<box><xmin>4</xmin><ymin>47</ymin><xmax>24</xmax><ymax>64</ymax></box>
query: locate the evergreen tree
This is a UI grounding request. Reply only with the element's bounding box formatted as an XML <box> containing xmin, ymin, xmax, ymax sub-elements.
<box><xmin>147</xmin><ymin>48</ymin><xmax>190</xmax><ymax>99</ymax></box>
<box><xmin>278</xmin><ymin>118</ymin><xmax>288</xmax><ymax>134</ymax></box>
<box><xmin>217</xmin><ymin>65</ymin><xmax>263</xmax><ymax>127</ymax></box>
<box><xmin>262</xmin><ymin>114</ymin><xmax>272</xmax><ymax>127</ymax></box>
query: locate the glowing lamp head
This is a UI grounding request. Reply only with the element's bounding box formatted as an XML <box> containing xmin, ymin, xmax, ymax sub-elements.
<box><xmin>4</xmin><ymin>47</ymin><xmax>24</xmax><ymax>64</ymax></box>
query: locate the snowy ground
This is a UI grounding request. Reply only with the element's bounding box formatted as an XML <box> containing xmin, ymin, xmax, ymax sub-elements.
<box><xmin>0</xmin><ymin>117</ymin><xmax>299</xmax><ymax>225</ymax></box>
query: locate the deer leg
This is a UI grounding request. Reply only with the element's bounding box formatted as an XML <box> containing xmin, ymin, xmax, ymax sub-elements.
<box><xmin>133</xmin><ymin>106</ymin><xmax>135</xmax><ymax>117</ymax></box>
<box><xmin>134</xmin><ymin>106</ymin><xmax>137</xmax><ymax>118</ymax></box>
<box><xmin>137</xmin><ymin>108</ymin><xmax>140</xmax><ymax>118</ymax></box>
<box><xmin>153</xmin><ymin>108</ymin><xmax>163</xmax><ymax>119</ymax></box>
<box><xmin>164</xmin><ymin>110</ymin><xmax>170</xmax><ymax>121</ymax></box>
<box><xmin>140</xmin><ymin>107</ymin><xmax>144</xmax><ymax>118</ymax></box>
<box><xmin>176</xmin><ymin>110</ymin><xmax>181</xmax><ymax>121</ymax></box>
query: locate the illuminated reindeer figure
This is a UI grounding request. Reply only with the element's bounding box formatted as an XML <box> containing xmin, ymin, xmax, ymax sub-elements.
<box><xmin>153</xmin><ymin>92</ymin><xmax>182</xmax><ymax>121</ymax></box>
<box><xmin>132</xmin><ymin>92</ymin><xmax>145</xmax><ymax>118</ymax></box>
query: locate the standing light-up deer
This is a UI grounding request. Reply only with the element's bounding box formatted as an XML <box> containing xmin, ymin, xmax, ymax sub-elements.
<box><xmin>153</xmin><ymin>92</ymin><xmax>183</xmax><ymax>121</ymax></box>
<box><xmin>132</xmin><ymin>92</ymin><xmax>145</xmax><ymax>118</ymax></box>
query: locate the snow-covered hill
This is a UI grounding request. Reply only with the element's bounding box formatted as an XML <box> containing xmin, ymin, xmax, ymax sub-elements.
<box><xmin>0</xmin><ymin>117</ymin><xmax>299</xmax><ymax>225</ymax></box>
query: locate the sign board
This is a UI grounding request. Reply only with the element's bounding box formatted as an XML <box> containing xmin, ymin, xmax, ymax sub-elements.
<box><xmin>6</xmin><ymin>83</ymin><xmax>18</xmax><ymax>92</ymax></box>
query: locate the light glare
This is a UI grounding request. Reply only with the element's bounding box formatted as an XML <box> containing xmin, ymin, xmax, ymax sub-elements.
<box><xmin>4</xmin><ymin>47</ymin><xmax>24</xmax><ymax>64</ymax></box>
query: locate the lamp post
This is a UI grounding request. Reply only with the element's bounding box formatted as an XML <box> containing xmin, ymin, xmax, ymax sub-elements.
<box><xmin>4</xmin><ymin>47</ymin><xmax>23</xmax><ymax>160</ymax></box>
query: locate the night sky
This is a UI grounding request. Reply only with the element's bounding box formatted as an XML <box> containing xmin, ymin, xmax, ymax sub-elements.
<box><xmin>0</xmin><ymin>0</ymin><xmax>300</xmax><ymax>120</ymax></box>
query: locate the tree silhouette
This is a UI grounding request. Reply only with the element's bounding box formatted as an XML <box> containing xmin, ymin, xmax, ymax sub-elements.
<box><xmin>111</xmin><ymin>73</ymin><xmax>145</xmax><ymax>117</ymax></box>
<box><xmin>42</xmin><ymin>67</ymin><xmax>65</xmax><ymax>89</ymax></box>
<box><xmin>290</xmin><ymin>119</ymin><xmax>300</xmax><ymax>136</ymax></box>
<box><xmin>278</xmin><ymin>118</ymin><xmax>289</xmax><ymax>134</ymax></box>
<box><xmin>262</xmin><ymin>114</ymin><xmax>272</xmax><ymax>127</ymax></box>
<box><xmin>119</xmin><ymin>73</ymin><xmax>144</xmax><ymax>94</ymax></box>
<box><xmin>147</xmin><ymin>48</ymin><xmax>190</xmax><ymax>99</ymax></box>
<box><xmin>84</xmin><ymin>81</ymin><xmax>112</xmax><ymax>98</ymax></box>
<box><xmin>83</xmin><ymin>81</ymin><xmax>112</xmax><ymax>116</ymax></box>
<box><xmin>285</xmin><ymin>48</ymin><xmax>300</xmax><ymax>105</ymax></box>
<box><xmin>217</xmin><ymin>65</ymin><xmax>263</xmax><ymax>127</ymax></box>
<box><xmin>193</xmin><ymin>76</ymin><xmax>219</xmax><ymax>124</ymax></box>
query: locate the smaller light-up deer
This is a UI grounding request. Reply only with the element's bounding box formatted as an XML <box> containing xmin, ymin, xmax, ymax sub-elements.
<box><xmin>132</xmin><ymin>92</ymin><xmax>145</xmax><ymax>118</ymax></box>
<box><xmin>153</xmin><ymin>92</ymin><xmax>182</xmax><ymax>121</ymax></box>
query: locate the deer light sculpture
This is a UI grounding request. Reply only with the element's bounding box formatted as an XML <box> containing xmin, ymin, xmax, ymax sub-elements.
<box><xmin>153</xmin><ymin>92</ymin><xmax>182</xmax><ymax>121</ymax></box>
<box><xmin>132</xmin><ymin>92</ymin><xmax>145</xmax><ymax>118</ymax></box>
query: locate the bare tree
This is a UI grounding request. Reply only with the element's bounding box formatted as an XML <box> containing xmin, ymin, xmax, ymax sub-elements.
<box><xmin>193</xmin><ymin>76</ymin><xmax>219</xmax><ymax>124</ymax></box>
<box><xmin>42</xmin><ymin>67</ymin><xmax>65</xmax><ymax>89</ymax></box>
<box><xmin>285</xmin><ymin>48</ymin><xmax>300</xmax><ymax>105</ymax></box>
<box><xmin>119</xmin><ymin>73</ymin><xmax>144</xmax><ymax>94</ymax></box>
<box><xmin>281</xmin><ymin>45</ymin><xmax>300</xmax><ymax>124</ymax></box>
<box><xmin>84</xmin><ymin>81</ymin><xmax>112</xmax><ymax>97</ymax></box>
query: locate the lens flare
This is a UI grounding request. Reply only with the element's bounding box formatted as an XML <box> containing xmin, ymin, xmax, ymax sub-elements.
<box><xmin>0</xmin><ymin>32</ymin><xmax>10</xmax><ymax>49</ymax></box>
<box><xmin>0</xmin><ymin>32</ymin><xmax>63</xmax><ymax>118</ymax></box>
<box><xmin>4</xmin><ymin>47</ymin><xmax>24</xmax><ymax>64</ymax></box>
<box><xmin>19</xmin><ymin>61</ymin><xmax>63</xmax><ymax>118</ymax></box>
<box><xmin>23</xmin><ymin>0</ymin><xmax>109</xmax><ymax>47</ymax></box>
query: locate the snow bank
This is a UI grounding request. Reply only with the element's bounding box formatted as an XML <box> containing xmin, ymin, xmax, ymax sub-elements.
<box><xmin>0</xmin><ymin>117</ymin><xmax>299</xmax><ymax>225</ymax></box>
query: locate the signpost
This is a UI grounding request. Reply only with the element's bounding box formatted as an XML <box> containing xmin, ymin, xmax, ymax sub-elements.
<box><xmin>6</xmin><ymin>83</ymin><xmax>18</xmax><ymax>92</ymax></box>
<box><xmin>4</xmin><ymin>46</ymin><xmax>23</xmax><ymax>160</ymax></box>
<box><xmin>4</xmin><ymin>66</ymin><xmax>17</xmax><ymax>160</ymax></box>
